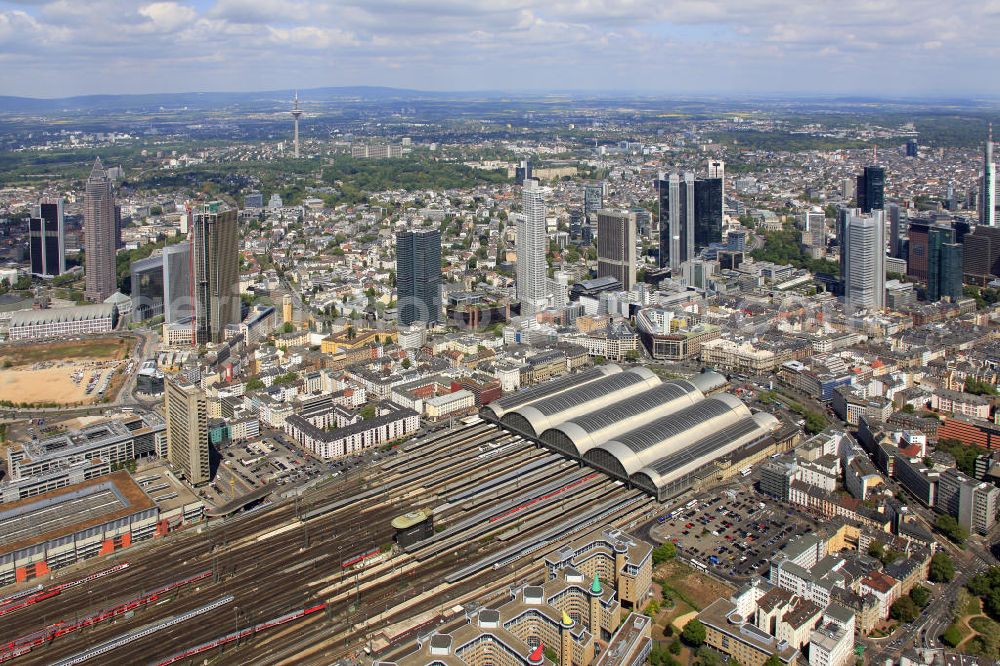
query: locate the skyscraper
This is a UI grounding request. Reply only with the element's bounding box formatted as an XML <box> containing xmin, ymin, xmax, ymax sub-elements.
<box><xmin>516</xmin><ymin>179</ymin><xmax>550</xmax><ymax>315</ymax></box>
<box><xmin>887</xmin><ymin>204</ymin><xmax>905</xmax><ymax>259</ymax></box>
<box><xmin>962</xmin><ymin>225</ymin><xmax>1000</xmax><ymax>286</ymax></box>
<box><xmin>856</xmin><ymin>166</ymin><xmax>885</xmax><ymax>213</ymax></box>
<box><xmin>583</xmin><ymin>183</ymin><xmax>604</xmax><ymax>216</ymax></box>
<box><xmin>515</xmin><ymin>160</ymin><xmax>533</xmax><ymax>186</ymax></box>
<box><xmin>164</xmin><ymin>375</ymin><xmax>209</xmax><ymax>486</ymax></box>
<box><xmin>693</xmin><ymin>177</ymin><xmax>723</xmax><ymax>250</ymax></box>
<box><xmin>707</xmin><ymin>159</ymin><xmax>725</xmax><ymax>208</ymax></box>
<box><xmin>163</xmin><ymin>242</ymin><xmax>193</xmax><ymax>325</ymax></box>
<box><xmin>657</xmin><ymin>172</ymin><xmax>723</xmax><ymax>269</ymax></box>
<box><xmin>83</xmin><ymin>157</ymin><xmax>117</xmax><ymax>302</ymax></box>
<box><xmin>191</xmin><ymin>202</ymin><xmax>239</xmax><ymax>344</ymax></box>
<box><xmin>925</xmin><ymin>225</ymin><xmax>964</xmax><ymax>303</ymax></box>
<box><xmin>981</xmin><ymin>125</ymin><xmax>996</xmax><ymax>227</ymax></box>
<box><xmin>906</xmin><ymin>139</ymin><xmax>919</xmax><ymax>158</ymax></box>
<box><xmin>396</xmin><ymin>228</ymin><xmax>442</xmax><ymax>326</ymax></box>
<box><xmin>843</xmin><ymin>209</ymin><xmax>886</xmax><ymax>312</ymax></box>
<box><xmin>29</xmin><ymin>197</ymin><xmax>65</xmax><ymax>277</ymax></box>
<box><xmin>130</xmin><ymin>242</ymin><xmax>193</xmax><ymax>323</ymax></box>
<box><xmin>596</xmin><ymin>210</ymin><xmax>637</xmax><ymax>290</ymax></box>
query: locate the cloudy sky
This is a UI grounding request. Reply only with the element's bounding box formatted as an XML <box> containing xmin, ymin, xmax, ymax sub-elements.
<box><xmin>0</xmin><ymin>0</ymin><xmax>992</xmax><ymax>98</ymax></box>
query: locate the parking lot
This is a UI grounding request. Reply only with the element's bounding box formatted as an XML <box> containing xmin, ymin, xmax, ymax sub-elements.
<box><xmin>203</xmin><ymin>428</ymin><xmax>400</xmax><ymax>505</ymax></box>
<box><xmin>649</xmin><ymin>488</ymin><xmax>820</xmax><ymax>581</ymax></box>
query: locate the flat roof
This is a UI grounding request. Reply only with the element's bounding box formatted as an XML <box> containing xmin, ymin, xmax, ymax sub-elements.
<box><xmin>0</xmin><ymin>471</ymin><xmax>155</xmax><ymax>555</ymax></box>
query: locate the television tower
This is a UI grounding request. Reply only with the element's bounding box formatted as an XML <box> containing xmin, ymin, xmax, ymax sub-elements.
<box><xmin>291</xmin><ymin>91</ymin><xmax>303</xmax><ymax>158</ymax></box>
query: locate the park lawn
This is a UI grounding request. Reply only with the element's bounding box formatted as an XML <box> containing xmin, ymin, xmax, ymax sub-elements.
<box><xmin>0</xmin><ymin>337</ymin><xmax>131</xmax><ymax>366</ymax></box>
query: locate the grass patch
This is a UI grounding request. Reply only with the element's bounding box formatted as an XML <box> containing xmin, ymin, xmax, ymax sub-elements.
<box><xmin>0</xmin><ymin>337</ymin><xmax>131</xmax><ymax>366</ymax></box>
<box><xmin>969</xmin><ymin>616</ymin><xmax>997</xmax><ymax>634</ymax></box>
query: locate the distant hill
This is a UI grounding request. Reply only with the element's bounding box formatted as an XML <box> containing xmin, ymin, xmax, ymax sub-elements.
<box><xmin>0</xmin><ymin>86</ymin><xmax>481</xmax><ymax>114</ymax></box>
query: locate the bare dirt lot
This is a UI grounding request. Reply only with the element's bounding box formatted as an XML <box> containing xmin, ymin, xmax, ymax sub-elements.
<box><xmin>0</xmin><ymin>337</ymin><xmax>132</xmax><ymax>406</ymax></box>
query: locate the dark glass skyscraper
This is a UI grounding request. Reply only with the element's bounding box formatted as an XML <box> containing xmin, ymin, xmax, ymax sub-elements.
<box><xmin>693</xmin><ymin>177</ymin><xmax>723</xmax><ymax>250</ymax></box>
<box><xmin>29</xmin><ymin>197</ymin><xmax>65</xmax><ymax>277</ymax></box>
<box><xmin>856</xmin><ymin>166</ymin><xmax>885</xmax><ymax>213</ymax></box>
<box><xmin>657</xmin><ymin>173</ymin><xmax>723</xmax><ymax>269</ymax></box>
<box><xmin>396</xmin><ymin>228</ymin><xmax>442</xmax><ymax>326</ymax></box>
<box><xmin>192</xmin><ymin>202</ymin><xmax>239</xmax><ymax>344</ymax></box>
<box><xmin>926</xmin><ymin>225</ymin><xmax>963</xmax><ymax>303</ymax></box>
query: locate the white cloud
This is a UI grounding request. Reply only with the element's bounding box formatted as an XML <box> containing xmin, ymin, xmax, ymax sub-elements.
<box><xmin>138</xmin><ymin>2</ymin><xmax>197</xmax><ymax>32</ymax></box>
<box><xmin>0</xmin><ymin>0</ymin><xmax>996</xmax><ymax>95</ymax></box>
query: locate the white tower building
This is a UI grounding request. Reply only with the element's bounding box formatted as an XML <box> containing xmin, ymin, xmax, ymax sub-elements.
<box><xmin>843</xmin><ymin>209</ymin><xmax>886</xmax><ymax>313</ymax></box>
<box><xmin>516</xmin><ymin>179</ymin><xmax>550</xmax><ymax>315</ymax></box>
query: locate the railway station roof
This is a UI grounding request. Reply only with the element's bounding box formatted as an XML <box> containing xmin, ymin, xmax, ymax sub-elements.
<box><xmin>499</xmin><ymin>367</ymin><xmax>660</xmax><ymax>439</ymax></box>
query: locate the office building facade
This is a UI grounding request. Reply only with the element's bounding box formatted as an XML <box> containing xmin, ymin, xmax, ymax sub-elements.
<box><xmin>516</xmin><ymin>179</ymin><xmax>550</xmax><ymax>315</ymax></box>
<box><xmin>596</xmin><ymin>210</ymin><xmax>637</xmax><ymax>290</ymax></box>
<box><xmin>191</xmin><ymin>202</ymin><xmax>239</xmax><ymax>344</ymax></box>
<box><xmin>164</xmin><ymin>377</ymin><xmax>209</xmax><ymax>486</ymax></box>
<box><xmin>981</xmin><ymin>127</ymin><xmax>996</xmax><ymax>227</ymax></box>
<box><xmin>396</xmin><ymin>228</ymin><xmax>442</xmax><ymax>326</ymax></box>
<box><xmin>856</xmin><ymin>166</ymin><xmax>885</xmax><ymax>214</ymax></box>
<box><xmin>583</xmin><ymin>183</ymin><xmax>604</xmax><ymax>216</ymax></box>
<box><xmin>29</xmin><ymin>197</ymin><xmax>65</xmax><ymax>277</ymax></box>
<box><xmin>962</xmin><ymin>224</ymin><xmax>1000</xmax><ymax>285</ymax></box>
<box><xmin>657</xmin><ymin>172</ymin><xmax>723</xmax><ymax>270</ymax></box>
<box><xmin>843</xmin><ymin>210</ymin><xmax>885</xmax><ymax>312</ymax></box>
<box><xmin>83</xmin><ymin>158</ymin><xmax>118</xmax><ymax>302</ymax></box>
<box><xmin>926</xmin><ymin>226</ymin><xmax>963</xmax><ymax>302</ymax></box>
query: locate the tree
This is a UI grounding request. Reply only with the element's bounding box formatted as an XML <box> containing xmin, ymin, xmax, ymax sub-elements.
<box><xmin>358</xmin><ymin>403</ymin><xmax>378</xmax><ymax>421</ymax></box>
<box><xmin>401</xmin><ymin>358</ymin><xmax>411</xmax><ymax>370</ymax></box>
<box><xmin>681</xmin><ymin>619</ymin><xmax>706</xmax><ymax>647</ymax></box>
<box><xmin>652</xmin><ymin>542</ymin><xmax>677</xmax><ymax>565</ymax></box>
<box><xmin>695</xmin><ymin>646</ymin><xmax>720</xmax><ymax>666</ymax></box>
<box><xmin>245</xmin><ymin>376</ymin><xmax>265</xmax><ymax>391</ymax></box>
<box><xmin>929</xmin><ymin>552</ymin><xmax>955</xmax><ymax>583</ymax></box>
<box><xmin>763</xmin><ymin>656</ymin><xmax>784</xmax><ymax>666</ymax></box>
<box><xmin>935</xmin><ymin>514</ymin><xmax>968</xmax><ymax>545</ymax></box>
<box><xmin>281</xmin><ymin>321</ymin><xmax>294</xmax><ymax>334</ymax></box>
<box><xmin>942</xmin><ymin>624</ymin><xmax>963</xmax><ymax>647</ymax></box>
<box><xmin>909</xmin><ymin>586</ymin><xmax>931</xmax><ymax>608</ymax></box>
<box><xmin>890</xmin><ymin>596</ymin><xmax>919</xmax><ymax>623</ymax></box>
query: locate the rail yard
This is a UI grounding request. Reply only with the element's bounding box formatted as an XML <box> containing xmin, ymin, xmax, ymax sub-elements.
<box><xmin>0</xmin><ymin>418</ymin><xmax>655</xmax><ymax>665</ymax></box>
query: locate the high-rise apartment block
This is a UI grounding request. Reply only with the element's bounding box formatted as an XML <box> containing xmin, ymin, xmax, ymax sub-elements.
<box><xmin>843</xmin><ymin>209</ymin><xmax>885</xmax><ymax>313</ymax></box>
<box><xmin>396</xmin><ymin>228</ymin><xmax>442</xmax><ymax>326</ymax></box>
<box><xmin>596</xmin><ymin>210</ymin><xmax>637</xmax><ymax>291</ymax></box>
<box><xmin>83</xmin><ymin>158</ymin><xmax>118</xmax><ymax>302</ymax></box>
<box><xmin>191</xmin><ymin>202</ymin><xmax>239</xmax><ymax>344</ymax></box>
<box><xmin>29</xmin><ymin>197</ymin><xmax>65</xmax><ymax>277</ymax></box>
<box><xmin>164</xmin><ymin>376</ymin><xmax>209</xmax><ymax>486</ymax></box>
<box><xmin>516</xmin><ymin>179</ymin><xmax>550</xmax><ymax>315</ymax></box>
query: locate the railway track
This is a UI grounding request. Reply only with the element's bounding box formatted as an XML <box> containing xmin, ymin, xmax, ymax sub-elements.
<box><xmin>1</xmin><ymin>422</ymin><xmax>654</xmax><ymax>665</ymax></box>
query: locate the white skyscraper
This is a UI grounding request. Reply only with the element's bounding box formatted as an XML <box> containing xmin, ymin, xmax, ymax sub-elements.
<box><xmin>843</xmin><ymin>209</ymin><xmax>886</xmax><ymax>313</ymax></box>
<box><xmin>516</xmin><ymin>179</ymin><xmax>550</xmax><ymax>315</ymax></box>
<box><xmin>981</xmin><ymin>125</ymin><xmax>995</xmax><ymax>227</ymax></box>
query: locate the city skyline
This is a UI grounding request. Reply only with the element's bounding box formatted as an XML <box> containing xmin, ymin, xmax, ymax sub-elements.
<box><xmin>1</xmin><ymin>0</ymin><xmax>999</xmax><ymax>98</ymax></box>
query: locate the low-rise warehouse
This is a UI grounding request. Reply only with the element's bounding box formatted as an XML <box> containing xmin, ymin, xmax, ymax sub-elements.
<box><xmin>0</xmin><ymin>471</ymin><xmax>158</xmax><ymax>586</ymax></box>
<box><xmin>483</xmin><ymin>367</ymin><xmax>780</xmax><ymax>501</ymax></box>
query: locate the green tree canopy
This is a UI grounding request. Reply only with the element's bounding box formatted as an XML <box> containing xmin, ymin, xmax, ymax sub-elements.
<box><xmin>681</xmin><ymin>619</ymin><xmax>706</xmax><ymax>647</ymax></box>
